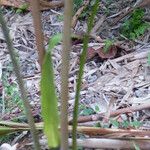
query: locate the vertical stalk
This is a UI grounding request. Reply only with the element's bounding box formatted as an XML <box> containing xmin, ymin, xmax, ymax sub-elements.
<box><xmin>72</xmin><ymin>1</ymin><xmax>99</xmax><ymax>149</ymax></box>
<box><xmin>0</xmin><ymin>8</ymin><xmax>40</xmax><ymax>150</ymax></box>
<box><xmin>60</xmin><ymin>0</ymin><xmax>73</xmax><ymax>150</ymax></box>
<box><xmin>30</xmin><ymin>0</ymin><xmax>45</xmax><ymax>68</ymax></box>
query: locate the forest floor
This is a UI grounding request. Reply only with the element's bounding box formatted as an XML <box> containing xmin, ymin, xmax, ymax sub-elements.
<box><xmin>0</xmin><ymin>0</ymin><xmax>150</xmax><ymax>149</ymax></box>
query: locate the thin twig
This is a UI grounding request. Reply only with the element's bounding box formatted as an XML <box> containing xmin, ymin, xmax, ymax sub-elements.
<box><xmin>70</xmin><ymin>102</ymin><xmax>150</xmax><ymax>123</ymax></box>
<box><xmin>0</xmin><ymin>8</ymin><xmax>40</xmax><ymax>150</ymax></box>
<box><xmin>71</xmin><ymin>0</ymin><xmax>90</xmax><ymax>28</ymax></box>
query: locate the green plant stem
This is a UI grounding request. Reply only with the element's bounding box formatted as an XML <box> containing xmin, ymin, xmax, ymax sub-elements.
<box><xmin>72</xmin><ymin>1</ymin><xmax>99</xmax><ymax>150</ymax></box>
<box><xmin>60</xmin><ymin>0</ymin><xmax>73</xmax><ymax>150</ymax></box>
<box><xmin>0</xmin><ymin>8</ymin><xmax>40</xmax><ymax>150</ymax></box>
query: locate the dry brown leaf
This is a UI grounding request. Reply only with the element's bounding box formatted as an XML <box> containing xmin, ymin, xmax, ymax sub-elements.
<box><xmin>96</xmin><ymin>45</ymin><xmax>118</xmax><ymax>59</ymax></box>
<box><xmin>87</xmin><ymin>47</ymin><xmax>97</xmax><ymax>60</ymax></box>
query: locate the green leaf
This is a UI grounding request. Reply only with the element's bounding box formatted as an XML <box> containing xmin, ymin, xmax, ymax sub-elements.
<box><xmin>41</xmin><ymin>34</ymin><xmax>62</xmax><ymax>148</ymax></box>
<box><xmin>80</xmin><ymin>107</ymin><xmax>95</xmax><ymax>116</ymax></box>
<box><xmin>148</xmin><ymin>52</ymin><xmax>150</xmax><ymax>65</ymax></box>
<box><xmin>133</xmin><ymin>142</ymin><xmax>141</xmax><ymax>150</ymax></box>
<box><xmin>47</xmin><ymin>34</ymin><xmax>62</xmax><ymax>53</ymax></box>
<box><xmin>103</xmin><ymin>39</ymin><xmax>113</xmax><ymax>53</ymax></box>
<box><xmin>0</xmin><ymin>121</ymin><xmax>30</xmax><ymax>136</ymax></box>
<box><xmin>121</xmin><ymin>8</ymin><xmax>150</xmax><ymax>40</ymax></box>
<box><xmin>121</xmin><ymin>121</ymin><xmax>129</xmax><ymax>128</ymax></box>
<box><xmin>94</xmin><ymin>122</ymin><xmax>101</xmax><ymax>127</ymax></box>
<box><xmin>110</xmin><ymin>119</ymin><xmax>119</xmax><ymax>128</ymax></box>
<box><xmin>95</xmin><ymin>105</ymin><xmax>100</xmax><ymax>112</ymax></box>
<box><xmin>0</xmin><ymin>127</ymin><xmax>21</xmax><ymax>136</ymax></box>
<box><xmin>130</xmin><ymin>121</ymin><xmax>142</xmax><ymax>128</ymax></box>
<box><xmin>74</xmin><ymin>0</ymin><xmax>83</xmax><ymax>11</ymax></box>
<box><xmin>16</xmin><ymin>3</ymin><xmax>29</xmax><ymax>13</ymax></box>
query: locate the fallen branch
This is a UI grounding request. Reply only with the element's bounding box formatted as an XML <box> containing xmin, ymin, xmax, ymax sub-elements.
<box><xmin>0</xmin><ymin>0</ymin><xmax>64</xmax><ymax>10</ymax></box>
<box><xmin>38</xmin><ymin>137</ymin><xmax>150</xmax><ymax>149</ymax></box>
<box><xmin>69</xmin><ymin>102</ymin><xmax>150</xmax><ymax>123</ymax></box>
<box><xmin>39</xmin><ymin>0</ymin><xmax>64</xmax><ymax>9</ymax></box>
<box><xmin>68</xmin><ymin>138</ymin><xmax>150</xmax><ymax>149</ymax></box>
<box><xmin>69</xmin><ymin>126</ymin><xmax>150</xmax><ymax>137</ymax></box>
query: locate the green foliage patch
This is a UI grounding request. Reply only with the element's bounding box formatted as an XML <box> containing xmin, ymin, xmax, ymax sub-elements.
<box><xmin>16</xmin><ymin>3</ymin><xmax>29</xmax><ymax>13</ymax></box>
<box><xmin>103</xmin><ymin>39</ymin><xmax>114</xmax><ymax>53</ymax></box>
<box><xmin>1</xmin><ymin>70</ymin><xmax>24</xmax><ymax>113</ymax></box>
<box><xmin>121</xmin><ymin>9</ymin><xmax>150</xmax><ymax>40</ymax></box>
<box><xmin>110</xmin><ymin>119</ymin><xmax>142</xmax><ymax>129</ymax></box>
<box><xmin>73</xmin><ymin>0</ymin><xmax>84</xmax><ymax>12</ymax></box>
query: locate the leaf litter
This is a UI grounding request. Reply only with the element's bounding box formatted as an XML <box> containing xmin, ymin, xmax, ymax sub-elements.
<box><xmin>0</xmin><ymin>0</ymin><xmax>150</xmax><ymax>149</ymax></box>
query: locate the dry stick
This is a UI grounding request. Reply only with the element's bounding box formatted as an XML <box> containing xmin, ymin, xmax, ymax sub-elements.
<box><xmin>1</xmin><ymin>0</ymin><xmax>63</xmax><ymax>10</ymax></box>
<box><xmin>68</xmin><ymin>138</ymin><xmax>150</xmax><ymax>149</ymax></box>
<box><xmin>0</xmin><ymin>9</ymin><xmax>40</xmax><ymax>150</ymax></box>
<box><xmin>71</xmin><ymin>0</ymin><xmax>90</xmax><ymax>28</ymax></box>
<box><xmin>69</xmin><ymin>102</ymin><xmax>150</xmax><ymax>123</ymax></box>
<box><xmin>40</xmin><ymin>137</ymin><xmax>150</xmax><ymax>149</ymax></box>
<box><xmin>91</xmin><ymin>15</ymin><xmax>106</xmax><ymax>35</ymax></box>
<box><xmin>60</xmin><ymin>0</ymin><xmax>73</xmax><ymax>150</ymax></box>
<box><xmin>30</xmin><ymin>0</ymin><xmax>45</xmax><ymax>68</ymax></box>
<box><xmin>39</xmin><ymin>0</ymin><xmax>64</xmax><ymax>8</ymax></box>
<box><xmin>73</xmin><ymin>126</ymin><xmax>150</xmax><ymax>136</ymax></box>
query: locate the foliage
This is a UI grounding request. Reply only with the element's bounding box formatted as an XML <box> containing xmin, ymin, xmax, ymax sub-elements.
<box><xmin>121</xmin><ymin>8</ymin><xmax>150</xmax><ymax>40</ymax></box>
<box><xmin>147</xmin><ymin>52</ymin><xmax>150</xmax><ymax>65</ymax></box>
<box><xmin>110</xmin><ymin>119</ymin><xmax>142</xmax><ymax>129</ymax></box>
<box><xmin>0</xmin><ymin>133</ymin><xmax>19</xmax><ymax>144</ymax></box>
<box><xmin>94</xmin><ymin>105</ymin><xmax>100</xmax><ymax>113</ymax></box>
<box><xmin>80</xmin><ymin>107</ymin><xmax>95</xmax><ymax>116</ymax></box>
<box><xmin>57</xmin><ymin>15</ymin><xmax>64</xmax><ymax>22</ymax></box>
<box><xmin>40</xmin><ymin>34</ymin><xmax>62</xmax><ymax>148</ymax></box>
<box><xmin>133</xmin><ymin>142</ymin><xmax>141</xmax><ymax>150</ymax></box>
<box><xmin>73</xmin><ymin>0</ymin><xmax>84</xmax><ymax>12</ymax></box>
<box><xmin>79</xmin><ymin>104</ymin><xmax>100</xmax><ymax>116</ymax></box>
<box><xmin>16</xmin><ymin>3</ymin><xmax>29</xmax><ymax>13</ymax></box>
<box><xmin>2</xmin><ymin>72</ymin><xmax>24</xmax><ymax>113</ymax></box>
<box><xmin>103</xmin><ymin>0</ymin><xmax>113</xmax><ymax>15</ymax></box>
<box><xmin>103</xmin><ymin>39</ymin><xmax>114</xmax><ymax>53</ymax></box>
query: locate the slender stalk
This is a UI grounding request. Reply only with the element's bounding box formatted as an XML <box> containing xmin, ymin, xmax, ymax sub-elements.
<box><xmin>60</xmin><ymin>0</ymin><xmax>73</xmax><ymax>150</ymax></box>
<box><xmin>72</xmin><ymin>1</ymin><xmax>99</xmax><ymax>149</ymax></box>
<box><xmin>0</xmin><ymin>8</ymin><xmax>41</xmax><ymax>150</ymax></box>
<box><xmin>30</xmin><ymin>0</ymin><xmax>45</xmax><ymax>68</ymax></box>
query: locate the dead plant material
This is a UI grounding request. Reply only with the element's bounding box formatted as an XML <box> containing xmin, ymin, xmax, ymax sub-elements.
<box><xmin>96</xmin><ymin>45</ymin><xmax>118</xmax><ymax>59</ymax></box>
<box><xmin>68</xmin><ymin>138</ymin><xmax>150</xmax><ymax>149</ymax></box>
<box><xmin>69</xmin><ymin>102</ymin><xmax>150</xmax><ymax>123</ymax></box>
<box><xmin>71</xmin><ymin>0</ymin><xmax>90</xmax><ymax>28</ymax></box>
<box><xmin>112</xmin><ymin>0</ymin><xmax>150</xmax><ymax>25</ymax></box>
<box><xmin>91</xmin><ymin>15</ymin><xmax>106</xmax><ymax>35</ymax></box>
<box><xmin>70</xmin><ymin>126</ymin><xmax>150</xmax><ymax>137</ymax></box>
<box><xmin>86</xmin><ymin>43</ymin><xmax>122</xmax><ymax>60</ymax></box>
<box><xmin>0</xmin><ymin>0</ymin><xmax>64</xmax><ymax>10</ymax></box>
